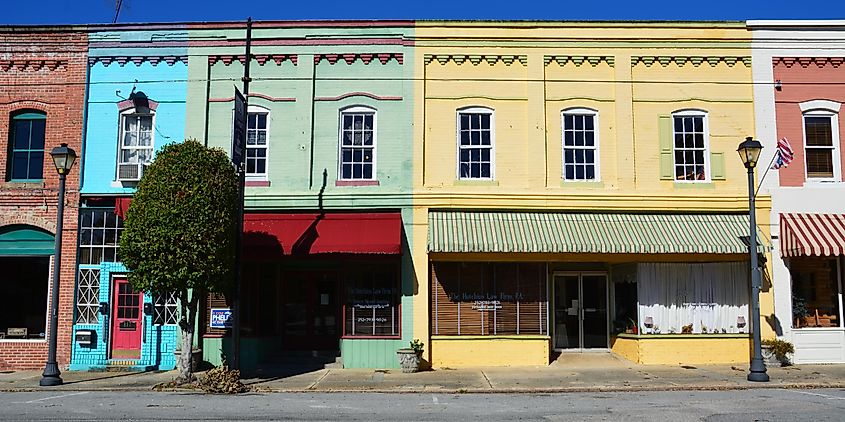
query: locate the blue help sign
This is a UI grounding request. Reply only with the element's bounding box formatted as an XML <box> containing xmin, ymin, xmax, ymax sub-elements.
<box><xmin>210</xmin><ymin>308</ymin><xmax>233</xmax><ymax>329</ymax></box>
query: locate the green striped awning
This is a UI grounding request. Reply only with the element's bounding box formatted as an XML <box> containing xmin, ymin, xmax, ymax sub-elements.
<box><xmin>428</xmin><ymin>211</ymin><xmax>769</xmax><ymax>254</ymax></box>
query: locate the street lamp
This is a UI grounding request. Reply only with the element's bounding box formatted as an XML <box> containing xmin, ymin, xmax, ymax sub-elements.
<box><xmin>737</xmin><ymin>136</ymin><xmax>769</xmax><ymax>383</ymax></box>
<box><xmin>40</xmin><ymin>143</ymin><xmax>77</xmax><ymax>387</ymax></box>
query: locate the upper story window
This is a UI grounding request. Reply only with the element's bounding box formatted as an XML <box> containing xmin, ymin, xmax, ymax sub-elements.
<box><xmin>672</xmin><ymin>110</ymin><xmax>710</xmax><ymax>182</ymax></box>
<box><xmin>79</xmin><ymin>208</ymin><xmax>123</xmax><ymax>265</ymax></box>
<box><xmin>247</xmin><ymin>106</ymin><xmax>269</xmax><ymax>179</ymax></box>
<box><xmin>562</xmin><ymin>109</ymin><xmax>599</xmax><ymax>181</ymax></box>
<box><xmin>457</xmin><ymin>107</ymin><xmax>494</xmax><ymax>180</ymax></box>
<box><xmin>117</xmin><ymin>109</ymin><xmax>154</xmax><ymax>181</ymax></box>
<box><xmin>339</xmin><ymin>106</ymin><xmax>376</xmax><ymax>180</ymax></box>
<box><xmin>802</xmin><ymin>106</ymin><xmax>841</xmax><ymax>182</ymax></box>
<box><xmin>8</xmin><ymin>110</ymin><xmax>46</xmax><ymax>182</ymax></box>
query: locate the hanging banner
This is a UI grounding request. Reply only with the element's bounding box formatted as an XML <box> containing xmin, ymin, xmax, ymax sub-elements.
<box><xmin>231</xmin><ymin>88</ymin><xmax>247</xmax><ymax>167</ymax></box>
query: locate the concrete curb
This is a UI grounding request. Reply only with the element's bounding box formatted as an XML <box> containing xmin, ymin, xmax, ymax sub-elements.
<box><xmin>5</xmin><ymin>382</ymin><xmax>844</xmax><ymax>394</ymax></box>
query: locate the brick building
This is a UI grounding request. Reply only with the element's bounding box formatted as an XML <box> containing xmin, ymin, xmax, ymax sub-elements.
<box><xmin>0</xmin><ymin>26</ymin><xmax>87</xmax><ymax>369</ymax></box>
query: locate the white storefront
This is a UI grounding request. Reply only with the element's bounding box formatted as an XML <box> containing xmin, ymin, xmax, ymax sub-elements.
<box><xmin>751</xmin><ymin>20</ymin><xmax>845</xmax><ymax>363</ymax></box>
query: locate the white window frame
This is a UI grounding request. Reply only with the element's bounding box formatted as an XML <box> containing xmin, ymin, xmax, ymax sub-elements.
<box><xmin>456</xmin><ymin>106</ymin><xmax>495</xmax><ymax>180</ymax></box>
<box><xmin>153</xmin><ymin>291</ymin><xmax>179</xmax><ymax>326</ymax></box>
<box><xmin>561</xmin><ymin>108</ymin><xmax>601</xmax><ymax>182</ymax></box>
<box><xmin>75</xmin><ymin>268</ymin><xmax>101</xmax><ymax>324</ymax></box>
<box><xmin>337</xmin><ymin>105</ymin><xmax>377</xmax><ymax>181</ymax></box>
<box><xmin>117</xmin><ymin>108</ymin><xmax>155</xmax><ymax>170</ymax></box>
<box><xmin>245</xmin><ymin>105</ymin><xmax>270</xmax><ymax>181</ymax></box>
<box><xmin>671</xmin><ymin>109</ymin><xmax>711</xmax><ymax>183</ymax></box>
<box><xmin>801</xmin><ymin>104</ymin><xmax>841</xmax><ymax>183</ymax></box>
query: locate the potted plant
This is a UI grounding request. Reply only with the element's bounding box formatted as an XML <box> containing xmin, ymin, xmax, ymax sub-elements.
<box><xmin>397</xmin><ymin>339</ymin><xmax>424</xmax><ymax>373</ymax></box>
<box><xmin>761</xmin><ymin>338</ymin><xmax>794</xmax><ymax>367</ymax></box>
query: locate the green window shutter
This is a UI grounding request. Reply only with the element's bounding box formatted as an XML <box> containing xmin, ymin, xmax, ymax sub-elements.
<box><xmin>658</xmin><ymin>115</ymin><xmax>674</xmax><ymax>180</ymax></box>
<box><xmin>710</xmin><ymin>152</ymin><xmax>726</xmax><ymax>180</ymax></box>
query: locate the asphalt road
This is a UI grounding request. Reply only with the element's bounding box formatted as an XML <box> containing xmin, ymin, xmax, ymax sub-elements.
<box><xmin>1</xmin><ymin>388</ymin><xmax>844</xmax><ymax>421</ymax></box>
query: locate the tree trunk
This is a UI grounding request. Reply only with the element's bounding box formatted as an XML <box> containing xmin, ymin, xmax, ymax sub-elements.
<box><xmin>176</xmin><ymin>291</ymin><xmax>198</xmax><ymax>384</ymax></box>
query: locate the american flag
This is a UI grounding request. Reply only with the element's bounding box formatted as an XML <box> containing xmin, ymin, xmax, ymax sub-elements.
<box><xmin>771</xmin><ymin>137</ymin><xmax>794</xmax><ymax>169</ymax></box>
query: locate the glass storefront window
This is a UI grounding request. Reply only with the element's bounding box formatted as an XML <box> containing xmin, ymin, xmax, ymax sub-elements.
<box><xmin>343</xmin><ymin>265</ymin><xmax>400</xmax><ymax>338</ymax></box>
<box><xmin>431</xmin><ymin>262</ymin><xmax>548</xmax><ymax>336</ymax></box>
<box><xmin>791</xmin><ymin>257</ymin><xmax>842</xmax><ymax>328</ymax></box>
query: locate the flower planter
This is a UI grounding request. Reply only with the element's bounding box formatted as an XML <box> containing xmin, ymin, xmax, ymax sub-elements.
<box><xmin>397</xmin><ymin>348</ymin><xmax>421</xmax><ymax>373</ymax></box>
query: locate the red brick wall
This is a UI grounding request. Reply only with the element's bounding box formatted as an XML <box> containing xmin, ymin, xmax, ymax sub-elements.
<box><xmin>0</xmin><ymin>28</ymin><xmax>87</xmax><ymax>370</ymax></box>
<box><xmin>774</xmin><ymin>58</ymin><xmax>845</xmax><ymax>187</ymax></box>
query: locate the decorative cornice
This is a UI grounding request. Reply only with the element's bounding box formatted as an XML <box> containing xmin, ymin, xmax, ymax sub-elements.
<box><xmin>313</xmin><ymin>53</ymin><xmax>402</xmax><ymax>65</ymax></box>
<box><xmin>208</xmin><ymin>54</ymin><xmax>298</xmax><ymax>66</ymax></box>
<box><xmin>630</xmin><ymin>56</ymin><xmax>751</xmax><ymax>68</ymax></box>
<box><xmin>773</xmin><ymin>57</ymin><xmax>845</xmax><ymax>69</ymax></box>
<box><xmin>88</xmin><ymin>56</ymin><xmax>187</xmax><ymax>67</ymax></box>
<box><xmin>0</xmin><ymin>59</ymin><xmax>66</xmax><ymax>72</ymax></box>
<box><xmin>209</xmin><ymin>93</ymin><xmax>296</xmax><ymax>103</ymax></box>
<box><xmin>424</xmin><ymin>54</ymin><xmax>528</xmax><ymax>67</ymax></box>
<box><xmin>117</xmin><ymin>98</ymin><xmax>160</xmax><ymax>111</ymax></box>
<box><xmin>544</xmin><ymin>55</ymin><xmax>615</xmax><ymax>68</ymax></box>
<box><xmin>314</xmin><ymin>92</ymin><xmax>403</xmax><ymax>102</ymax></box>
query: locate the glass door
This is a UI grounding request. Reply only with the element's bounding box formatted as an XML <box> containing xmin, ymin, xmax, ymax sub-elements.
<box><xmin>581</xmin><ymin>274</ymin><xmax>609</xmax><ymax>349</ymax></box>
<box><xmin>553</xmin><ymin>272</ymin><xmax>609</xmax><ymax>350</ymax></box>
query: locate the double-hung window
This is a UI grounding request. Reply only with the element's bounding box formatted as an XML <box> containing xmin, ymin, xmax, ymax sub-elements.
<box><xmin>562</xmin><ymin>109</ymin><xmax>599</xmax><ymax>181</ymax></box>
<box><xmin>339</xmin><ymin>106</ymin><xmax>376</xmax><ymax>181</ymax></box>
<box><xmin>672</xmin><ymin>111</ymin><xmax>709</xmax><ymax>182</ymax></box>
<box><xmin>8</xmin><ymin>111</ymin><xmax>46</xmax><ymax>182</ymax></box>
<box><xmin>803</xmin><ymin>109</ymin><xmax>841</xmax><ymax>181</ymax></box>
<box><xmin>457</xmin><ymin>107</ymin><xmax>494</xmax><ymax>179</ymax></box>
<box><xmin>118</xmin><ymin>111</ymin><xmax>154</xmax><ymax>180</ymax></box>
<box><xmin>246</xmin><ymin>108</ymin><xmax>269</xmax><ymax>179</ymax></box>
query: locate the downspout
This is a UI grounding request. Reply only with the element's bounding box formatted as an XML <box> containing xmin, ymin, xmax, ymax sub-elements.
<box><xmin>309</xmin><ymin>58</ymin><xmax>317</xmax><ymax>189</ymax></box>
<box><xmin>203</xmin><ymin>59</ymin><xmax>211</xmax><ymax>147</ymax></box>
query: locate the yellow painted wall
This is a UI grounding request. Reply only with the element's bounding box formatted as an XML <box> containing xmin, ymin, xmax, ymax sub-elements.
<box><xmin>430</xmin><ymin>336</ymin><xmax>550</xmax><ymax>367</ymax></box>
<box><xmin>612</xmin><ymin>336</ymin><xmax>752</xmax><ymax>365</ymax></box>
<box><xmin>409</xmin><ymin>22</ymin><xmax>772</xmax><ymax>364</ymax></box>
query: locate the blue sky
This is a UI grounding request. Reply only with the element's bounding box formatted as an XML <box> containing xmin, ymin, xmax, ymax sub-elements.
<box><xmin>2</xmin><ymin>0</ymin><xmax>843</xmax><ymax>24</ymax></box>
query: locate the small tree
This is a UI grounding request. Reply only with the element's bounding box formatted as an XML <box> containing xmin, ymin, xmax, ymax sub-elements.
<box><xmin>120</xmin><ymin>140</ymin><xmax>238</xmax><ymax>383</ymax></box>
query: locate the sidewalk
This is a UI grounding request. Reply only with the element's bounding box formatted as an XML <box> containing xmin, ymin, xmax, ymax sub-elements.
<box><xmin>3</xmin><ymin>354</ymin><xmax>845</xmax><ymax>393</ymax></box>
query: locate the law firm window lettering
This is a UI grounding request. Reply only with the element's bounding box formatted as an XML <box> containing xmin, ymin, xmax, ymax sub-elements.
<box><xmin>672</xmin><ymin>111</ymin><xmax>709</xmax><ymax>182</ymax></box>
<box><xmin>339</xmin><ymin>106</ymin><xmax>376</xmax><ymax>180</ymax></box>
<box><xmin>457</xmin><ymin>108</ymin><xmax>494</xmax><ymax>180</ymax></box>
<box><xmin>562</xmin><ymin>109</ymin><xmax>599</xmax><ymax>181</ymax></box>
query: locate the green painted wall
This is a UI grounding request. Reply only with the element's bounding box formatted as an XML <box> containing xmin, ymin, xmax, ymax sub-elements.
<box><xmin>187</xmin><ymin>23</ymin><xmax>416</xmax><ymax>369</ymax></box>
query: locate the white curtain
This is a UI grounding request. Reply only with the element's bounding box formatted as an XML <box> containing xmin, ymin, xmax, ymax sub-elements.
<box><xmin>637</xmin><ymin>263</ymin><xmax>749</xmax><ymax>334</ymax></box>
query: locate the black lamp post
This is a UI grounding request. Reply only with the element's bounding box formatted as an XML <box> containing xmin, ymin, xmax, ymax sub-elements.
<box><xmin>737</xmin><ymin>136</ymin><xmax>769</xmax><ymax>383</ymax></box>
<box><xmin>40</xmin><ymin>143</ymin><xmax>77</xmax><ymax>387</ymax></box>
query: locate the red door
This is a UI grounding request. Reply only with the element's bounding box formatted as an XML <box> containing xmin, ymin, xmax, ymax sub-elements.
<box><xmin>111</xmin><ymin>278</ymin><xmax>143</xmax><ymax>359</ymax></box>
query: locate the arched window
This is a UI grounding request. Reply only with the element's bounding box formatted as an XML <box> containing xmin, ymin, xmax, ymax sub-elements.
<box><xmin>457</xmin><ymin>106</ymin><xmax>494</xmax><ymax>180</ymax></box>
<box><xmin>562</xmin><ymin>108</ymin><xmax>600</xmax><ymax>181</ymax></box>
<box><xmin>671</xmin><ymin>109</ymin><xmax>710</xmax><ymax>182</ymax></box>
<box><xmin>117</xmin><ymin>107</ymin><xmax>154</xmax><ymax>181</ymax></box>
<box><xmin>8</xmin><ymin>110</ymin><xmax>46</xmax><ymax>182</ymax></box>
<box><xmin>800</xmin><ymin>100</ymin><xmax>841</xmax><ymax>181</ymax></box>
<box><xmin>338</xmin><ymin>106</ymin><xmax>376</xmax><ymax>181</ymax></box>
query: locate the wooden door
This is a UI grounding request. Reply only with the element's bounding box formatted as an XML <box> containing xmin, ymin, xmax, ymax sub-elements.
<box><xmin>111</xmin><ymin>278</ymin><xmax>143</xmax><ymax>359</ymax></box>
<box><xmin>282</xmin><ymin>271</ymin><xmax>339</xmax><ymax>350</ymax></box>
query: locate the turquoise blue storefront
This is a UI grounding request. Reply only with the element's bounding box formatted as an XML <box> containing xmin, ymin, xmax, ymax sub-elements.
<box><xmin>70</xmin><ymin>26</ymin><xmax>188</xmax><ymax>371</ymax></box>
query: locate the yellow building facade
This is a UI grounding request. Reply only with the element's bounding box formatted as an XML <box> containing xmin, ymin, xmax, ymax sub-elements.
<box><xmin>410</xmin><ymin>22</ymin><xmax>774</xmax><ymax>367</ymax></box>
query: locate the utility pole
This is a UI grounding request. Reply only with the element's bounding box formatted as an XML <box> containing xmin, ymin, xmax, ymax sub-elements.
<box><xmin>231</xmin><ymin>17</ymin><xmax>252</xmax><ymax>371</ymax></box>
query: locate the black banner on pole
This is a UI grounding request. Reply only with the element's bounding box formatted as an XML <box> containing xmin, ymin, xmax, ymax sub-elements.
<box><xmin>232</xmin><ymin>88</ymin><xmax>246</xmax><ymax>166</ymax></box>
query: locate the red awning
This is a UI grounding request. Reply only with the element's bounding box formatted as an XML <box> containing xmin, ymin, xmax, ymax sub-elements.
<box><xmin>243</xmin><ymin>212</ymin><xmax>402</xmax><ymax>257</ymax></box>
<box><xmin>114</xmin><ymin>197</ymin><xmax>132</xmax><ymax>220</ymax></box>
<box><xmin>781</xmin><ymin>213</ymin><xmax>845</xmax><ymax>257</ymax></box>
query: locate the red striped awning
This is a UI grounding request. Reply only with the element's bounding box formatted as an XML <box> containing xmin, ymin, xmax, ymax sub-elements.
<box><xmin>780</xmin><ymin>213</ymin><xmax>845</xmax><ymax>257</ymax></box>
